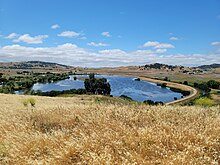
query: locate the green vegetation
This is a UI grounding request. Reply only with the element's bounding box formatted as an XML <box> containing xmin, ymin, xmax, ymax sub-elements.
<box><xmin>28</xmin><ymin>73</ymin><xmax>111</xmax><ymax>97</ymax></box>
<box><xmin>0</xmin><ymin>72</ymin><xmax>69</xmax><ymax>94</ymax></box>
<box><xmin>169</xmin><ymin>87</ymin><xmax>190</xmax><ymax>96</ymax></box>
<box><xmin>157</xmin><ymin>83</ymin><xmax>167</xmax><ymax>88</ymax></box>
<box><xmin>31</xmin><ymin>88</ymin><xmax>87</xmax><ymax>97</ymax></box>
<box><xmin>183</xmin><ymin>81</ymin><xmax>188</xmax><ymax>85</ymax></box>
<box><xmin>22</xmin><ymin>98</ymin><xmax>36</xmax><ymax>107</ymax></box>
<box><xmin>144</xmin><ymin>63</ymin><xmax>177</xmax><ymax>70</ymax></box>
<box><xmin>143</xmin><ymin>100</ymin><xmax>164</xmax><ymax>105</ymax></box>
<box><xmin>163</xmin><ymin>77</ymin><xmax>169</xmax><ymax>81</ymax></box>
<box><xmin>29</xmin><ymin>98</ymin><xmax>36</xmax><ymax>107</ymax></box>
<box><xmin>194</xmin><ymin>97</ymin><xmax>215</xmax><ymax>106</ymax></box>
<box><xmin>119</xmin><ymin>95</ymin><xmax>133</xmax><ymax>101</ymax></box>
<box><xmin>1</xmin><ymin>65</ymin><xmax>219</xmax><ymax>106</ymax></box>
<box><xmin>206</xmin><ymin>80</ymin><xmax>220</xmax><ymax>89</ymax></box>
<box><xmin>94</xmin><ymin>95</ymin><xmax>138</xmax><ymax>105</ymax></box>
<box><xmin>193</xmin><ymin>82</ymin><xmax>211</xmax><ymax>96</ymax></box>
<box><xmin>84</xmin><ymin>73</ymin><xmax>111</xmax><ymax>95</ymax></box>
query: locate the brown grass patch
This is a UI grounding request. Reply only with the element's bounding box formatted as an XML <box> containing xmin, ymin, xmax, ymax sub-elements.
<box><xmin>0</xmin><ymin>94</ymin><xmax>220</xmax><ymax>164</ymax></box>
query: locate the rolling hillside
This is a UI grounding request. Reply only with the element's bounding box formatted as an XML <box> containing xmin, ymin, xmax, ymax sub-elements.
<box><xmin>0</xmin><ymin>94</ymin><xmax>219</xmax><ymax>164</ymax></box>
<box><xmin>0</xmin><ymin>61</ymin><xmax>73</xmax><ymax>70</ymax></box>
<box><xmin>198</xmin><ymin>63</ymin><xmax>220</xmax><ymax>69</ymax></box>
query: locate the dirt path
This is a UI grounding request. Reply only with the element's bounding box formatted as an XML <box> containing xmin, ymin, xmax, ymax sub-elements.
<box><xmin>139</xmin><ymin>77</ymin><xmax>199</xmax><ymax>105</ymax></box>
<box><xmin>98</xmin><ymin>71</ymin><xmax>200</xmax><ymax>105</ymax></box>
<box><xmin>96</xmin><ymin>71</ymin><xmax>200</xmax><ymax>105</ymax></box>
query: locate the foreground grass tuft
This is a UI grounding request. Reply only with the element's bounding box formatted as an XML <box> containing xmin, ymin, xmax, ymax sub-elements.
<box><xmin>0</xmin><ymin>94</ymin><xmax>220</xmax><ymax>164</ymax></box>
<box><xmin>22</xmin><ymin>98</ymin><xmax>36</xmax><ymax>107</ymax></box>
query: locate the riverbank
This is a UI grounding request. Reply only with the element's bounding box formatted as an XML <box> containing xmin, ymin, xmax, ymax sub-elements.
<box><xmin>138</xmin><ymin>76</ymin><xmax>199</xmax><ymax>105</ymax></box>
<box><xmin>3</xmin><ymin>71</ymin><xmax>199</xmax><ymax>105</ymax></box>
<box><xmin>99</xmin><ymin>72</ymin><xmax>199</xmax><ymax>105</ymax></box>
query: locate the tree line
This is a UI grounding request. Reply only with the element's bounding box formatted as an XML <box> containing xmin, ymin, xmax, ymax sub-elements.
<box><xmin>0</xmin><ymin>72</ymin><xmax>69</xmax><ymax>94</ymax></box>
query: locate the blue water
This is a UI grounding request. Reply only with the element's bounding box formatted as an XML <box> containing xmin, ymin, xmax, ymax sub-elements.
<box><xmin>32</xmin><ymin>75</ymin><xmax>183</xmax><ymax>103</ymax></box>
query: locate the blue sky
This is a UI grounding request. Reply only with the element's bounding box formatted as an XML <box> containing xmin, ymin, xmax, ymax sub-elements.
<box><xmin>0</xmin><ymin>0</ymin><xmax>220</xmax><ymax>67</ymax></box>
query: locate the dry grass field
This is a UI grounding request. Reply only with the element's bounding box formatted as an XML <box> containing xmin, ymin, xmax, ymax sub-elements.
<box><xmin>0</xmin><ymin>94</ymin><xmax>220</xmax><ymax>164</ymax></box>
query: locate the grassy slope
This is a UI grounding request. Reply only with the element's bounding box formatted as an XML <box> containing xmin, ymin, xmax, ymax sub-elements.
<box><xmin>0</xmin><ymin>94</ymin><xmax>220</xmax><ymax>164</ymax></box>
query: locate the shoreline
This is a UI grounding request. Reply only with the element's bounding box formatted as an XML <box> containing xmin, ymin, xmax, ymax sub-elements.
<box><xmin>10</xmin><ymin>72</ymin><xmax>199</xmax><ymax>105</ymax></box>
<box><xmin>138</xmin><ymin>76</ymin><xmax>199</xmax><ymax>105</ymax></box>
<box><xmin>97</xmin><ymin>72</ymin><xmax>199</xmax><ymax>105</ymax></box>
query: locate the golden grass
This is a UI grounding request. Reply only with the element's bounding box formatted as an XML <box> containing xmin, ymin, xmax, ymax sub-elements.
<box><xmin>0</xmin><ymin>94</ymin><xmax>220</xmax><ymax>164</ymax></box>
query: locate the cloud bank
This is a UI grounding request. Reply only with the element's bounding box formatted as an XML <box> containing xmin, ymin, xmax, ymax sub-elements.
<box><xmin>0</xmin><ymin>43</ymin><xmax>219</xmax><ymax>67</ymax></box>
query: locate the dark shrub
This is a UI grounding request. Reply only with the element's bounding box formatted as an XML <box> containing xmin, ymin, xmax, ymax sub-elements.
<box><xmin>183</xmin><ymin>81</ymin><xmax>188</xmax><ymax>85</ymax></box>
<box><xmin>120</xmin><ymin>95</ymin><xmax>133</xmax><ymax>101</ymax></box>
<box><xmin>161</xmin><ymin>83</ymin><xmax>167</xmax><ymax>88</ymax></box>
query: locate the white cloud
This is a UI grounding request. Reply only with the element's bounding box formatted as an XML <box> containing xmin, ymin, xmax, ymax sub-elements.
<box><xmin>169</xmin><ymin>37</ymin><xmax>179</xmax><ymax>41</ymax></box>
<box><xmin>133</xmin><ymin>49</ymin><xmax>167</xmax><ymax>55</ymax></box>
<box><xmin>51</xmin><ymin>24</ymin><xmax>60</xmax><ymax>29</ymax></box>
<box><xmin>0</xmin><ymin>43</ymin><xmax>219</xmax><ymax>67</ymax></box>
<box><xmin>211</xmin><ymin>42</ymin><xmax>220</xmax><ymax>46</ymax></box>
<box><xmin>80</xmin><ymin>36</ymin><xmax>87</xmax><ymax>40</ymax></box>
<box><xmin>88</xmin><ymin>42</ymin><xmax>110</xmax><ymax>47</ymax></box>
<box><xmin>155</xmin><ymin>49</ymin><xmax>167</xmax><ymax>53</ymax></box>
<box><xmin>143</xmin><ymin>41</ymin><xmax>160</xmax><ymax>47</ymax></box>
<box><xmin>58</xmin><ymin>31</ymin><xmax>81</xmax><ymax>38</ymax></box>
<box><xmin>101</xmin><ymin>32</ymin><xmax>111</xmax><ymax>37</ymax></box>
<box><xmin>99</xmin><ymin>49</ymin><xmax>126</xmax><ymax>55</ymax></box>
<box><xmin>5</xmin><ymin>33</ymin><xmax>19</xmax><ymax>39</ymax></box>
<box><xmin>142</xmin><ymin>41</ymin><xmax>175</xmax><ymax>49</ymax></box>
<box><xmin>13</xmin><ymin>34</ymin><xmax>48</xmax><ymax>44</ymax></box>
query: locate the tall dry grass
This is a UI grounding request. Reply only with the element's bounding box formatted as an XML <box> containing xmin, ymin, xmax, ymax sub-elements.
<box><xmin>0</xmin><ymin>94</ymin><xmax>219</xmax><ymax>164</ymax></box>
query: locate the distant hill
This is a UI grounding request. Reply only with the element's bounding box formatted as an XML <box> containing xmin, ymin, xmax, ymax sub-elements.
<box><xmin>197</xmin><ymin>63</ymin><xmax>220</xmax><ymax>69</ymax></box>
<box><xmin>0</xmin><ymin>61</ymin><xmax>73</xmax><ymax>70</ymax></box>
<box><xmin>143</xmin><ymin>63</ymin><xmax>182</xmax><ymax>70</ymax></box>
<box><xmin>143</xmin><ymin>63</ymin><xmax>220</xmax><ymax>70</ymax></box>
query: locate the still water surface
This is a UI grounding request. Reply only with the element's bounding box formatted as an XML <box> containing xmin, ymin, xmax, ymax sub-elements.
<box><xmin>32</xmin><ymin>75</ymin><xmax>183</xmax><ymax>103</ymax></box>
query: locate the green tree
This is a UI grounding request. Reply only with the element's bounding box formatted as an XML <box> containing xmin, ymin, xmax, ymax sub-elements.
<box><xmin>84</xmin><ymin>74</ymin><xmax>111</xmax><ymax>95</ymax></box>
<box><xmin>183</xmin><ymin>81</ymin><xmax>188</xmax><ymax>85</ymax></box>
<box><xmin>207</xmin><ymin>80</ymin><xmax>220</xmax><ymax>89</ymax></box>
<box><xmin>198</xmin><ymin>83</ymin><xmax>211</xmax><ymax>96</ymax></box>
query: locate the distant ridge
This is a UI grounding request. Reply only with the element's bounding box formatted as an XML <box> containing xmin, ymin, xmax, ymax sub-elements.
<box><xmin>0</xmin><ymin>61</ymin><xmax>72</xmax><ymax>69</ymax></box>
<box><xmin>0</xmin><ymin>61</ymin><xmax>219</xmax><ymax>70</ymax></box>
<box><xmin>144</xmin><ymin>63</ymin><xmax>220</xmax><ymax>70</ymax></box>
<box><xmin>197</xmin><ymin>63</ymin><xmax>220</xmax><ymax>69</ymax></box>
<box><xmin>26</xmin><ymin>61</ymin><xmax>68</xmax><ymax>67</ymax></box>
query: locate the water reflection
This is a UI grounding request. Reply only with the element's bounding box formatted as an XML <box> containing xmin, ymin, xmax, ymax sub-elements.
<box><xmin>32</xmin><ymin>75</ymin><xmax>183</xmax><ymax>103</ymax></box>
